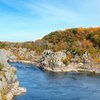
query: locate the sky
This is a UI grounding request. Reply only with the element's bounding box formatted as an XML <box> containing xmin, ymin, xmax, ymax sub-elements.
<box><xmin>0</xmin><ymin>0</ymin><xmax>100</xmax><ymax>42</ymax></box>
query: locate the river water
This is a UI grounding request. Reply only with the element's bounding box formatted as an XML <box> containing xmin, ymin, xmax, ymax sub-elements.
<box><xmin>10</xmin><ymin>62</ymin><xmax>100</xmax><ymax>100</ymax></box>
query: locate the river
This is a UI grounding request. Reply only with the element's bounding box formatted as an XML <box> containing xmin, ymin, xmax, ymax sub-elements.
<box><xmin>9</xmin><ymin>62</ymin><xmax>100</xmax><ymax>100</ymax></box>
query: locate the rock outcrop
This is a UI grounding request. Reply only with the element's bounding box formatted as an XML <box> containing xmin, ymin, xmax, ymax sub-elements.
<box><xmin>38</xmin><ymin>50</ymin><xmax>67</xmax><ymax>72</ymax></box>
<box><xmin>0</xmin><ymin>49</ymin><xmax>17</xmax><ymax>62</ymax></box>
<box><xmin>1</xmin><ymin>48</ymin><xmax>99</xmax><ymax>74</ymax></box>
<box><xmin>38</xmin><ymin>50</ymin><xmax>100</xmax><ymax>73</ymax></box>
<box><xmin>10</xmin><ymin>48</ymin><xmax>36</xmax><ymax>61</ymax></box>
<box><xmin>0</xmin><ymin>49</ymin><xmax>26</xmax><ymax>100</ymax></box>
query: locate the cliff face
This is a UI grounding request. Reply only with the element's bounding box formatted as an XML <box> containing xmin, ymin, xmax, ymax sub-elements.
<box><xmin>38</xmin><ymin>50</ymin><xmax>67</xmax><ymax>72</ymax></box>
<box><xmin>38</xmin><ymin>50</ymin><xmax>100</xmax><ymax>73</ymax></box>
<box><xmin>0</xmin><ymin>50</ymin><xmax>26</xmax><ymax>100</ymax></box>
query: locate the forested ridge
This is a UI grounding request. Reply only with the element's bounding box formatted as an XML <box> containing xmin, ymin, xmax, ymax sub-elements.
<box><xmin>0</xmin><ymin>27</ymin><xmax>100</xmax><ymax>62</ymax></box>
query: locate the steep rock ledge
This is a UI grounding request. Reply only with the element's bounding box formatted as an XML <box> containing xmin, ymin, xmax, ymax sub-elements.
<box><xmin>0</xmin><ymin>50</ymin><xmax>26</xmax><ymax>100</ymax></box>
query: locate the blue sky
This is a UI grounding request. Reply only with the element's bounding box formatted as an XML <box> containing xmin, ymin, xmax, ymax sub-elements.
<box><xmin>0</xmin><ymin>0</ymin><xmax>100</xmax><ymax>42</ymax></box>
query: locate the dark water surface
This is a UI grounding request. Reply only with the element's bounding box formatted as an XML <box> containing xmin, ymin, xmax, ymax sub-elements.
<box><xmin>10</xmin><ymin>62</ymin><xmax>100</xmax><ymax>100</ymax></box>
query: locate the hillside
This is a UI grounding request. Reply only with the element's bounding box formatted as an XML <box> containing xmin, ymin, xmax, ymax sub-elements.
<box><xmin>0</xmin><ymin>27</ymin><xmax>100</xmax><ymax>63</ymax></box>
<box><xmin>42</xmin><ymin>27</ymin><xmax>100</xmax><ymax>57</ymax></box>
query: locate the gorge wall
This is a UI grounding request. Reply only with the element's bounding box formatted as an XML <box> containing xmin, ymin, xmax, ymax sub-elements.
<box><xmin>0</xmin><ymin>49</ymin><xmax>26</xmax><ymax>100</ymax></box>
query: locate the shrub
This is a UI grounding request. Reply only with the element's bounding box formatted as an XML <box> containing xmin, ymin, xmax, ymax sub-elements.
<box><xmin>0</xmin><ymin>63</ymin><xmax>3</xmax><ymax>71</ymax></box>
<box><xmin>94</xmin><ymin>58</ymin><xmax>100</xmax><ymax>63</ymax></box>
<box><xmin>35</xmin><ymin>46</ymin><xmax>43</xmax><ymax>55</ymax></box>
<box><xmin>63</xmin><ymin>54</ymin><xmax>73</xmax><ymax>65</ymax></box>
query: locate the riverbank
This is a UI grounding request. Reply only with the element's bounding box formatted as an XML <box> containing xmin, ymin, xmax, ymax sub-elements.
<box><xmin>9</xmin><ymin>60</ymin><xmax>34</xmax><ymax>64</ymax></box>
<box><xmin>0</xmin><ymin>47</ymin><xmax>99</xmax><ymax>74</ymax></box>
<box><xmin>8</xmin><ymin>59</ymin><xmax>100</xmax><ymax>74</ymax></box>
<box><xmin>6</xmin><ymin>81</ymin><xmax>26</xmax><ymax>100</ymax></box>
<box><xmin>2</xmin><ymin>48</ymin><xmax>100</xmax><ymax>74</ymax></box>
<box><xmin>34</xmin><ymin>63</ymin><xmax>100</xmax><ymax>74</ymax></box>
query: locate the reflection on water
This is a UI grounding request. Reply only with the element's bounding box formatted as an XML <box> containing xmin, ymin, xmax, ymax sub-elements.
<box><xmin>10</xmin><ymin>62</ymin><xmax>100</xmax><ymax>100</ymax></box>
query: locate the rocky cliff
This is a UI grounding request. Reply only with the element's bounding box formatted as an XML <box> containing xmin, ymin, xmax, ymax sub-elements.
<box><xmin>38</xmin><ymin>50</ymin><xmax>67</xmax><ymax>72</ymax></box>
<box><xmin>0</xmin><ymin>50</ymin><xmax>26</xmax><ymax>100</ymax></box>
<box><xmin>38</xmin><ymin>50</ymin><xmax>100</xmax><ymax>73</ymax></box>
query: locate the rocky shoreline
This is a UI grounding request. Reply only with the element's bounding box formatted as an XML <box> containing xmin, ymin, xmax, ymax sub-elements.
<box><xmin>9</xmin><ymin>60</ymin><xmax>100</xmax><ymax>74</ymax></box>
<box><xmin>0</xmin><ymin>50</ymin><xmax>27</xmax><ymax>100</ymax></box>
<box><xmin>6</xmin><ymin>81</ymin><xmax>26</xmax><ymax>100</ymax></box>
<box><xmin>7</xmin><ymin>49</ymin><xmax>100</xmax><ymax>74</ymax></box>
<box><xmin>36</xmin><ymin>50</ymin><xmax>100</xmax><ymax>73</ymax></box>
<box><xmin>0</xmin><ymin>48</ymin><xmax>100</xmax><ymax>99</ymax></box>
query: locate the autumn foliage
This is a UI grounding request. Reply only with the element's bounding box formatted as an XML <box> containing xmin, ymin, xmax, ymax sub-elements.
<box><xmin>0</xmin><ymin>27</ymin><xmax>100</xmax><ymax>58</ymax></box>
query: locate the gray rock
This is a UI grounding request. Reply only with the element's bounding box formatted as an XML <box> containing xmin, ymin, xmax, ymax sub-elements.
<box><xmin>39</xmin><ymin>50</ymin><xmax>66</xmax><ymax>70</ymax></box>
<box><xmin>82</xmin><ymin>51</ymin><xmax>92</xmax><ymax>64</ymax></box>
<box><xmin>0</xmin><ymin>49</ymin><xmax>26</xmax><ymax>100</ymax></box>
<box><xmin>71</xmin><ymin>54</ymin><xmax>80</xmax><ymax>63</ymax></box>
<box><xmin>14</xmin><ymin>48</ymin><xmax>36</xmax><ymax>61</ymax></box>
<box><xmin>0</xmin><ymin>49</ymin><xmax>11</xmax><ymax>68</ymax></box>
